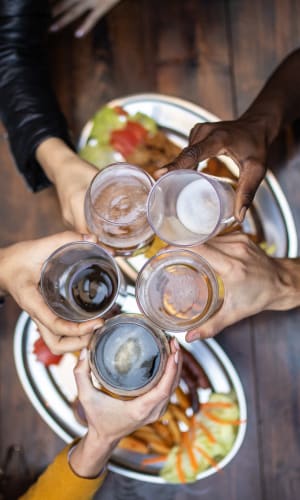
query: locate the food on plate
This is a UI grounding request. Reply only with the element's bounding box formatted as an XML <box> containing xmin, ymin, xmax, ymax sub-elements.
<box><xmin>33</xmin><ymin>337</ymin><xmax>62</xmax><ymax>366</ymax></box>
<box><xmin>79</xmin><ymin>105</ymin><xmax>181</xmax><ymax>176</ymax></box>
<box><xmin>160</xmin><ymin>393</ymin><xmax>242</xmax><ymax>483</ymax></box>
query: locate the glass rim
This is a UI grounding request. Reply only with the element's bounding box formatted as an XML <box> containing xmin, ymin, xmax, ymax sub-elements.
<box><xmin>135</xmin><ymin>248</ymin><xmax>220</xmax><ymax>332</ymax></box>
<box><xmin>40</xmin><ymin>240</ymin><xmax>122</xmax><ymax>322</ymax></box>
<box><xmin>146</xmin><ymin>169</ymin><xmax>226</xmax><ymax>244</ymax></box>
<box><xmin>86</xmin><ymin>162</ymin><xmax>154</xmax><ymax>226</ymax></box>
<box><xmin>89</xmin><ymin>313</ymin><xmax>170</xmax><ymax>396</ymax></box>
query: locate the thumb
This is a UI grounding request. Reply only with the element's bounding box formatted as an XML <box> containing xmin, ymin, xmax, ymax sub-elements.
<box><xmin>73</xmin><ymin>348</ymin><xmax>94</xmax><ymax>401</ymax></box>
<box><xmin>185</xmin><ymin>314</ymin><xmax>226</xmax><ymax>342</ymax></box>
<box><xmin>235</xmin><ymin>158</ymin><xmax>266</xmax><ymax>221</ymax></box>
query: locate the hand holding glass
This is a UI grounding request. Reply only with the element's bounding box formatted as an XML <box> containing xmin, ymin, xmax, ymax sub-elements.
<box><xmin>40</xmin><ymin>241</ymin><xmax>123</xmax><ymax>322</ymax></box>
<box><xmin>147</xmin><ymin>170</ymin><xmax>236</xmax><ymax>246</ymax></box>
<box><xmin>136</xmin><ymin>249</ymin><xmax>223</xmax><ymax>332</ymax></box>
<box><xmin>89</xmin><ymin>313</ymin><xmax>170</xmax><ymax>398</ymax></box>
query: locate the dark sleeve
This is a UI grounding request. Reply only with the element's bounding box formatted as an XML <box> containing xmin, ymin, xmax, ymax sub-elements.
<box><xmin>0</xmin><ymin>0</ymin><xmax>75</xmax><ymax>192</ymax></box>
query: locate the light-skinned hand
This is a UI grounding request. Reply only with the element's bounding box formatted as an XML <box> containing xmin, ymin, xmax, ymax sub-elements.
<box><xmin>0</xmin><ymin>231</ymin><xmax>104</xmax><ymax>354</ymax></box>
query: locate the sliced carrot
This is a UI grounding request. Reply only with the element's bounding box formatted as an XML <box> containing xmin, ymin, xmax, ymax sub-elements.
<box><xmin>176</xmin><ymin>452</ymin><xmax>186</xmax><ymax>483</ymax></box>
<box><xmin>202</xmin><ymin>409</ymin><xmax>246</xmax><ymax>426</ymax></box>
<box><xmin>141</xmin><ymin>455</ymin><xmax>167</xmax><ymax>466</ymax></box>
<box><xmin>201</xmin><ymin>402</ymin><xmax>234</xmax><ymax>409</ymax></box>
<box><xmin>197</xmin><ymin>421</ymin><xmax>216</xmax><ymax>444</ymax></box>
<box><xmin>189</xmin><ymin>414</ymin><xmax>196</xmax><ymax>441</ymax></box>
<box><xmin>194</xmin><ymin>444</ymin><xmax>221</xmax><ymax>472</ymax></box>
<box><xmin>182</xmin><ymin>432</ymin><xmax>198</xmax><ymax>473</ymax></box>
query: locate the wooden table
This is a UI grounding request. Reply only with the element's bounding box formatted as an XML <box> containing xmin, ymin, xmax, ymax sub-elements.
<box><xmin>1</xmin><ymin>1</ymin><xmax>300</xmax><ymax>498</ymax></box>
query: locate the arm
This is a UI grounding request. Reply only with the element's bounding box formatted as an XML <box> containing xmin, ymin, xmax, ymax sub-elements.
<box><xmin>185</xmin><ymin>233</ymin><xmax>300</xmax><ymax>342</ymax></box>
<box><xmin>0</xmin><ymin>0</ymin><xmax>74</xmax><ymax>191</ymax></box>
<box><xmin>20</xmin><ymin>341</ymin><xmax>181</xmax><ymax>499</ymax></box>
<box><xmin>156</xmin><ymin>49</ymin><xmax>300</xmax><ymax>221</ymax></box>
<box><xmin>0</xmin><ymin>231</ymin><xmax>104</xmax><ymax>353</ymax></box>
<box><xmin>0</xmin><ymin>1</ymin><xmax>98</xmax><ymax>232</ymax></box>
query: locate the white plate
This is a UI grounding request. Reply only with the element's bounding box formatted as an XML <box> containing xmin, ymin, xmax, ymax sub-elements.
<box><xmin>79</xmin><ymin>93</ymin><xmax>298</xmax><ymax>258</ymax></box>
<box><xmin>14</xmin><ymin>311</ymin><xmax>246</xmax><ymax>483</ymax></box>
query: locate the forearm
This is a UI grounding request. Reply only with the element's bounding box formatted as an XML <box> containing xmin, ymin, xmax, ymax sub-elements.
<box><xmin>269</xmin><ymin>257</ymin><xmax>300</xmax><ymax>311</ymax></box>
<box><xmin>0</xmin><ymin>0</ymin><xmax>75</xmax><ymax>192</ymax></box>
<box><xmin>241</xmin><ymin>49</ymin><xmax>300</xmax><ymax>145</ymax></box>
<box><xmin>70</xmin><ymin>430</ymin><xmax>119</xmax><ymax>478</ymax></box>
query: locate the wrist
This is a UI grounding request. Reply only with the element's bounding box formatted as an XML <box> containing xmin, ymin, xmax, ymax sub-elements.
<box><xmin>269</xmin><ymin>258</ymin><xmax>300</xmax><ymax>311</ymax></box>
<box><xmin>0</xmin><ymin>247</ymin><xmax>11</xmax><ymax>296</ymax></box>
<box><xmin>69</xmin><ymin>430</ymin><xmax>119</xmax><ymax>478</ymax></box>
<box><xmin>36</xmin><ymin>138</ymin><xmax>78</xmax><ymax>185</ymax></box>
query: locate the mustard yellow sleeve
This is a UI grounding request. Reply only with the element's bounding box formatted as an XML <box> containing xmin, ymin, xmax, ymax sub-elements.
<box><xmin>19</xmin><ymin>443</ymin><xmax>106</xmax><ymax>500</ymax></box>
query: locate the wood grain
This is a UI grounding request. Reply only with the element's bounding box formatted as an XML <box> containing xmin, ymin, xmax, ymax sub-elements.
<box><xmin>1</xmin><ymin>1</ymin><xmax>300</xmax><ymax>498</ymax></box>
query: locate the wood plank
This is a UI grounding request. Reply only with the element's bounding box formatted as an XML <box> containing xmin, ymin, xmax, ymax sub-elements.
<box><xmin>229</xmin><ymin>1</ymin><xmax>300</xmax><ymax>498</ymax></box>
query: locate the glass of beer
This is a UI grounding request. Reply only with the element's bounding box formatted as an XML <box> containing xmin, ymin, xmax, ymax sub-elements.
<box><xmin>136</xmin><ymin>249</ymin><xmax>224</xmax><ymax>332</ymax></box>
<box><xmin>89</xmin><ymin>314</ymin><xmax>170</xmax><ymax>398</ymax></box>
<box><xmin>40</xmin><ymin>241</ymin><xmax>125</xmax><ymax>322</ymax></box>
<box><xmin>84</xmin><ymin>163</ymin><xmax>155</xmax><ymax>255</ymax></box>
<box><xmin>147</xmin><ymin>170</ymin><xmax>235</xmax><ymax>246</ymax></box>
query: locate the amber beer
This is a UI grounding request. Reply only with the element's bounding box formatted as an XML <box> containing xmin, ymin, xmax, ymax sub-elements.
<box><xmin>84</xmin><ymin>163</ymin><xmax>155</xmax><ymax>255</ymax></box>
<box><xmin>136</xmin><ymin>249</ymin><xmax>224</xmax><ymax>332</ymax></box>
<box><xmin>89</xmin><ymin>314</ymin><xmax>170</xmax><ymax>398</ymax></box>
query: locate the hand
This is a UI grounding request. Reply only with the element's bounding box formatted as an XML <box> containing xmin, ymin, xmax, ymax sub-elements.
<box><xmin>185</xmin><ymin>233</ymin><xmax>300</xmax><ymax>342</ymax></box>
<box><xmin>155</xmin><ymin>117</ymin><xmax>269</xmax><ymax>222</ymax></box>
<box><xmin>36</xmin><ymin>138</ymin><xmax>98</xmax><ymax>234</ymax></box>
<box><xmin>70</xmin><ymin>339</ymin><xmax>182</xmax><ymax>477</ymax></box>
<box><xmin>50</xmin><ymin>0</ymin><xmax>121</xmax><ymax>37</ymax></box>
<box><xmin>0</xmin><ymin>231</ymin><xmax>104</xmax><ymax>354</ymax></box>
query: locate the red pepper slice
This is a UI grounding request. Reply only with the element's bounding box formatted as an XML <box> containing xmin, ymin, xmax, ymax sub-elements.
<box><xmin>33</xmin><ymin>336</ymin><xmax>62</xmax><ymax>367</ymax></box>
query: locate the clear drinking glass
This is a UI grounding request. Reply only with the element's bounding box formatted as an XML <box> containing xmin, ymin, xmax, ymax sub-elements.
<box><xmin>40</xmin><ymin>241</ymin><xmax>125</xmax><ymax>322</ymax></box>
<box><xmin>84</xmin><ymin>162</ymin><xmax>155</xmax><ymax>255</ymax></box>
<box><xmin>89</xmin><ymin>313</ymin><xmax>170</xmax><ymax>398</ymax></box>
<box><xmin>136</xmin><ymin>249</ymin><xmax>224</xmax><ymax>332</ymax></box>
<box><xmin>147</xmin><ymin>170</ymin><xmax>236</xmax><ymax>246</ymax></box>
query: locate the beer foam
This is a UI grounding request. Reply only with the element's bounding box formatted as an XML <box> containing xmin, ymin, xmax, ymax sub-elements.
<box><xmin>176</xmin><ymin>179</ymin><xmax>220</xmax><ymax>234</ymax></box>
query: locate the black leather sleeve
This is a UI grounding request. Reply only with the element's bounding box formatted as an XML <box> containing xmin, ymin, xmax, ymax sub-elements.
<box><xmin>0</xmin><ymin>0</ymin><xmax>75</xmax><ymax>191</ymax></box>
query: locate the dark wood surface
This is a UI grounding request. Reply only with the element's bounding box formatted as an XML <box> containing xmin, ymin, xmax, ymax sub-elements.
<box><xmin>1</xmin><ymin>1</ymin><xmax>300</xmax><ymax>498</ymax></box>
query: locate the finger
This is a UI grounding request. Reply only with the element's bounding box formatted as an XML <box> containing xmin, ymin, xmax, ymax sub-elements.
<box><xmin>138</xmin><ymin>345</ymin><xmax>182</xmax><ymax>407</ymax></box>
<box><xmin>35</xmin><ymin>321</ymin><xmax>93</xmax><ymax>354</ymax></box>
<box><xmin>51</xmin><ymin>0</ymin><xmax>79</xmax><ymax>18</ymax></box>
<box><xmin>75</xmin><ymin>0</ymin><xmax>120</xmax><ymax>37</ymax></box>
<box><xmin>188</xmin><ymin>122</ymin><xmax>215</xmax><ymax>145</ymax></box>
<box><xmin>50</xmin><ymin>3</ymin><xmax>86</xmax><ymax>31</ymax></box>
<box><xmin>27</xmin><ymin>287</ymin><xmax>104</xmax><ymax>337</ymax></box>
<box><xmin>235</xmin><ymin>158</ymin><xmax>266</xmax><ymax>221</ymax></box>
<box><xmin>73</xmin><ymin>348</ymin><xmax>97</xmax><ymax>401</ymax></box>
<box><xmin>185</xmin><ymin>308</ymin><xmax>232</xmax><ymax>341</ymax></box>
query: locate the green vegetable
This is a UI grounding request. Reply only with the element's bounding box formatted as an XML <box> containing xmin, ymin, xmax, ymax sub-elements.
<box><xmin>79</xmin><ymin>143</ymin><xmax>120</xmax><ymax>170</ymax></box>
<box><xmin>132</xmin><ymin>112</ymin><xmax>158</xmax><ymax>134</ymax></box>
<box><xmin>160</xmin><ymin>393</ymin><xmax>240</xmax><ymax>483</ymax></box>
<box><xmin>90</xmin><ymin>106</ymin><xmax>126</xmax><ymax>145</ymax></box>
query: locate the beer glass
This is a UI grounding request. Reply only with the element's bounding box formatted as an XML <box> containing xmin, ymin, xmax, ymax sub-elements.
<box><xmin>147</xmin><ymin>170</ymin><xmax>235</xmax><ymax>246</ymax></box>
<box><xmin>40</xmin><ymin>241</ymin><xmax>125</xmax><ymax>322</ymax></box>
<box><xmin>136</xmin><ymin>249</ymin><xmax>224</xmax><ymax>332</ymax></box>
<box><xmin>85</xmin><ymin>163</ymin><xmax>155</xmax><ymax>255</ymax></box>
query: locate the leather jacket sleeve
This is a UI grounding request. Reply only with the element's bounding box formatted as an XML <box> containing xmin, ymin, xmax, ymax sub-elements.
<box><xmin>0</xmin><ymin>0</ymin><xmax>75</xmax><ymax>191</ymax></box>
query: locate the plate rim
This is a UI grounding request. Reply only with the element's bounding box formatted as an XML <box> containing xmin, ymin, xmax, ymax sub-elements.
<box><xmin>78</xmin><ymin>92</ymin><xmax>298</xmax><ymax>258</ymax></box>
<box><xmin>14</xmin><ymin>311</ymin><xmax>247</xmax><ymax>484</ymax></box>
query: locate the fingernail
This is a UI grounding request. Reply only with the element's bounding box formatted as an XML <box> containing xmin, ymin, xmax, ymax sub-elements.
<box><xmin>173</xmin><ymin>338</ymin><xmax>180</xmax><ymax>351</ymax></box>
<box><xmin>186</xmin><ymin>332</ymin><xmax>198</xmax><ymax>343</ymax></box>
<box><xmin>49</xmin><ymin>24</ymin><xmax>58</xmax><ymax>32</ymax></box>
<box><xmin>82</xmin><ymin>233</ymin><xmax>95</xmax><ymax>242</ymax></box>
<box><xmin>174</xmin><ymin>351</ymin><xmax>179</xmax><ymax>364</ymax></box>
<box><xmin>79</xmin><ymin>347</ymin><xmax>87</xmax><ymax>360</ymax></box>
<box><xmin>238</xmin><ymin>206</ymin><xmax>247</xmax><ymax>222</ymax></box>
<box><xmin>75</xmin><ymin>29</ymin><xmax>84</xmax><ymax>38</ymax></box>
<box><xmin>156</xmin><ymin>167</ymin><xmax>168</xmax><ymax>177</ymax></box>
